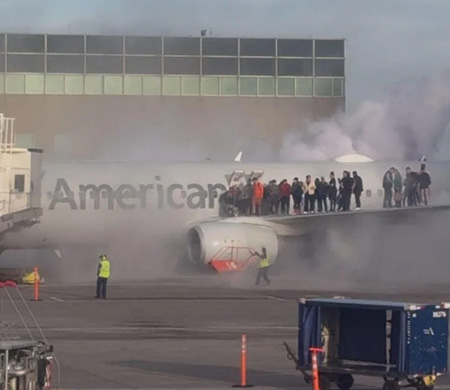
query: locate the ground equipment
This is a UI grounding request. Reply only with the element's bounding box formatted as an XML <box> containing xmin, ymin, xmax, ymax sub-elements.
<box><xmin>284</xmin><ymin>297</ymin><xmax>449</xmax><ymax>390</ymax></box>
<box><xmin>0</xmin><ymin>281</ymin><xmax>58</xmax><ymax>390</ymax></box>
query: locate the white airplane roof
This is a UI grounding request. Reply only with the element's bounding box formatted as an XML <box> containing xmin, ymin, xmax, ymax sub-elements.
<box><xmin>334</xmin><ymin>153</ymin><xmax>374</xmax><ymax>163</ymax></box>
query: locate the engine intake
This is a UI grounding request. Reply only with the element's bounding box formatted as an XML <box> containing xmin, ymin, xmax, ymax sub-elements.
<box><xmin>187</xmin><ymin>221</ymin><xmax>278</xmax><ymax>266</ymax></box>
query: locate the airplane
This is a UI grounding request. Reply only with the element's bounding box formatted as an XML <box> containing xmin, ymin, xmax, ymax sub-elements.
<box><xmin>1</xmin><ymin>153</ymin><xmax>449</xmax><ymax>273</ymax></box>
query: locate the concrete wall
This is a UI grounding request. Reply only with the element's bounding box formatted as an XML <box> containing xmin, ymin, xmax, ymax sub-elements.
<box><xmin>0</xmin><ymin>95</ymin><xmax>344</xmax><ymax>162</ymax></box>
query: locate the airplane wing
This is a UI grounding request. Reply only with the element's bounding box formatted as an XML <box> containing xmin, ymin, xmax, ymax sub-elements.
<box><xmin>262</xmin><ymin>204</ymin><xmax>450</xmax><ymax>236</ymax></box>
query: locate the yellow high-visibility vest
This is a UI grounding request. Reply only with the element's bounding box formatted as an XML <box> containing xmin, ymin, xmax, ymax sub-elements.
<box><xmin>258</xmin><ymin>257</ymin><xmax>269</xmax><ymax>268</ymax></box>
<box><xmin>99</xmin><ymin>259</ymin><xmax>110</xmax><ymax>278</ymax></box>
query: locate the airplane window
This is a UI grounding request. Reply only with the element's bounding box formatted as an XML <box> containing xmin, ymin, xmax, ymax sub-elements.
<box><xmin>14</xmin><ymin>174</ymin><xmax>25</xmax><ymax>193</ymax></box>
<box><xmin>366</xmin><ymin>189</ymin><xmax>371</xmax><ymax>197</ymax></box>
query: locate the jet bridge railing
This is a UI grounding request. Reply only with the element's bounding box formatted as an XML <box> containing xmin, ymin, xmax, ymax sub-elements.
<box><xmin>0</xmin><ymin>192</ymin><xmax>38</xmax><ymax>216</ymax></box>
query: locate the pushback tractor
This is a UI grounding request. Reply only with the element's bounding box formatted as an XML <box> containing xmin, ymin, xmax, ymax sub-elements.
<box><xmin>284</xmin><ymin>297</ymin><xmax>449</xmax><ymax>390</ymax></box>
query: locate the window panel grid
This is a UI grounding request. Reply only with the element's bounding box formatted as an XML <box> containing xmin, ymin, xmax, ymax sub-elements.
<box><xmin>0</xmin><ymin>73</ymin><xmax>344</xmax><ymax>97</ymax></box>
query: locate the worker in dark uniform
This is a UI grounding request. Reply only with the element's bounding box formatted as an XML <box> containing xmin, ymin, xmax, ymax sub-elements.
<box><xmin>341</xmin><ymin>171</ymin><xmax>353</xmax><ymax>211</ymax></box>
<box><xmin>95</xmin><ymin>254</ymin><xmax>110</xmax><ymax>299</ymax></box>
<box><xmin>352</xmin><ymin>171</ymin><xmax>363</xmax><ymax>210</ymax></box>
<box><xmin>252</xmin><ymin>247</ymin><xmax>271</xmax><ymax>286</ymax></box>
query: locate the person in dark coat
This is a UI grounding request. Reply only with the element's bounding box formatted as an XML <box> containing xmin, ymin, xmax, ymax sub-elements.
<box><xmin>352</xmin><ymin>171</ymin><xmax>363</xmax><ymax>210</ymax></box>
<box><xmin>404</xmin><ymin>167</ymin><xmax>417</xmax><ymax>207</ymax></box>
<box><xmin>317</xmin><ymin>176</ymin><xmax>329</xmax><ymax>212</ymax></box>
<box><xmin>242</xmin><ymin>179</ymin><xmax>253</xmax><ymax>215</ymax></box>
<box><xmin>341</xmin><ymin>171</ymin><xmax>354</xmax><ymax>211</ymax></box>
<box><xmin>418</xmin><ymin>163</ymin><xmax>431</xmax><ymax>205</ymax></box>
<box><xmin>382</xmin><ymin>168</ymin><xmax>394</xmax><ymax>208</ymax></box>
<box><xmin>328</xmin><ymin>171</ymin><xmax>337</xmax><ymax>212</ymax></box>
<box><xmin>291</xmin><ymin>177</ymin><xmax>303</xmax><ymax>215</ymax></box>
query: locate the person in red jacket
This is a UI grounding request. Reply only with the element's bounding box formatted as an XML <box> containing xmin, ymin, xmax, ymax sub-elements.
<box><xmin>279</xmin><ymin>179</ymin><xmax>292</xmax><ymax>215</ymax></box>
<box><xmin>252</xmin><ymin>177</ymin><xmax>264</xmax><ymax>216</ymax></box>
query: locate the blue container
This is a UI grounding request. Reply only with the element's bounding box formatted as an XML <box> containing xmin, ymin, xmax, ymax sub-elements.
<box><xmin>296</xmin><ymin>297</ymin><xmax>448</xmax><ymax>386</ymax></box>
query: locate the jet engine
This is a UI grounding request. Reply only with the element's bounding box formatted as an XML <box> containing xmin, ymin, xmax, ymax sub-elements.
<box><xmin>187</xmin><ymin>221</ymin><xmax>278</xmax><ymax>268</ymax></box>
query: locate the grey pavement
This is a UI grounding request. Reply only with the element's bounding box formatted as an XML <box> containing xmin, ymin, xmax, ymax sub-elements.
<box><xmin>2</xmin><ymin>276</ymin><xmax>450</xmax><ymax>389</ymax></box>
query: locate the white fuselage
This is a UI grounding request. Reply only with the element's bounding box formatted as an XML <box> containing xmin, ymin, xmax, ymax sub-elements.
<box><xmin>2</xmin><ymin>160</ymin><xmax>449</xmax><ymax>250</ymax></box>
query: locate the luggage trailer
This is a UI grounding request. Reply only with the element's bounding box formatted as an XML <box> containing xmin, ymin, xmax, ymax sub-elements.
<box><xmin>284</xmin><ymin>297</ymin><xmax>449</xmax><ymax>390</ymax></box>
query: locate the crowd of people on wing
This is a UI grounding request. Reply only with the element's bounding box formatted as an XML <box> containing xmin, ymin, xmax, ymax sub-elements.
<box><xmin>218</xmin><ymin>170</ymin><xmax>364</xmax><ymax>217</ymax></box>
<box><xmin>218</xmin><ymin>163</ymin><xmax>432</xmax><ymax>218</ymax></box>
<box><xmin>382</xmin><ymin>163</ymin><xmax>431</xmax><ymax>208</ymax></box>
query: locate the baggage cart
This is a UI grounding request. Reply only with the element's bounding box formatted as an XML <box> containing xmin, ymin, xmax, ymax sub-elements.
<box><xmin>284</xmin><ymin>297</ymin><xmax>449</xmax><ymax>390</ymax></box>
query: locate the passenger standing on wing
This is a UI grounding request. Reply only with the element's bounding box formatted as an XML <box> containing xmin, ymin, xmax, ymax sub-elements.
<box><xmin>317</xmin><ymin>176</ymin><xmax>328</xmax><ymax>212</ymax></box>
<box><xmin>242</xmin><ymin>179</ymin><xmax>253</xmax><ymax>215</ymax></box>
<box><xmin>266</xmin><ymin>180</ymin><xmax>277</xmax><ymax>215</ymax></box>
<box><xmin>393</xmin><ymin>168</ymin><xmax>403</xmax><ymax>208</ymax></box>
<box><xmin>314</xmin><ymin>178</ymin><xmax>321</xmax><ymax>212</ymax></box>
<box><xmin>341</xmin><ymin>171</ymin><xmax>353</xmax><ymax>211</ymax></box>
<box><xmin>252</xmin><ymin>247</ymin><xmax>271</xmax><ymax>286</ymax></box>
<box><xmin>329</xmin><ymin>172</ymin><xmax>337</xmax><ymax>212</ymax></box>
<box><xmin>279</xmin><ymin>179</ymin><xmax>292</xmax><ymax>215</ymax></box>
<box><xmin>404</xmin><ymin>167</ymin><xmax>414</xmax><ymax>207</ymax></box>
<box><xmin>235</xmin><ymin>184</ymin><xmax>244</xmax><ymax>216</ymax></box>
<box><xmin>291</xmin><ymin>177</ymin><xmax>303</xmax><ymax>215</ymax></box>
<box><xmin>218</xmin><ymin>191</ymin><xmax>227</xmax><ymax>217</ymax></box>
<box><xmin>383</xmin><ymin>168</ymin><xmax>394</xmax><ymax>208</ymax></box>
<box><xmin>95</xmin><ymin>254</ymin><xmax>110</xmax><ymax>299</ymax></box>
<box><xmin>418</xmin><ymin>163</ymin><xmax>431</xmax><ymax>206</ymax></box>
<box><xmin>303</xmin><ymin>175</ymin><xmax>316</xmax><ymax>214</ymax></box>
<box><xmin>252</xmin><ymin>177</ymin><xmax>264</xmax><ymax>216</ymax></box>
<box><xmin>352</xmin><ymin>171</ymin><xmax>363</xmax><ymax>210</ymax></box>
<box><xmin>225</xmin><ymin>188</ymin><xmax>235</xmax><ymax>216</ymax></box>
<box><xmin>411</xmin><ymin>169</ymin><xmax>420</xmax><ymax>206</ymax></box>
<box><xmin>337</xmin><ymin>178</ymin><xmax>343</xmax><ymax>211</ymax></box>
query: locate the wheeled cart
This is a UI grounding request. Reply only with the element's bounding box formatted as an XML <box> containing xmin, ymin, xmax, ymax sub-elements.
<box><xmin>284</xmin><ymin>297</ymin><xmax>449</xmax><ymax>390</ymax></box>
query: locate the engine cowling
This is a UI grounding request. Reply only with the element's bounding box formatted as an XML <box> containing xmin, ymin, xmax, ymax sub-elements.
<box><xmin>187</xmin><ymin>221</ymin><xmax>278</xmax><ymax>267</ymax></box>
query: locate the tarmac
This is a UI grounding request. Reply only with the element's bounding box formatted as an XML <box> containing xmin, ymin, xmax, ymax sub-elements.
<box><xmin>3</xmin><ymin>275</ymin><xmax>450</xmax><ymax>390</ymax></box>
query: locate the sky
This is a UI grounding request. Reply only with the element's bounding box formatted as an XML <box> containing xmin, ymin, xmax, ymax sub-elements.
<box><xmin>1</xmin><ymin>0</ymin><xmax>450</xmax><ymax>112</ymax></box>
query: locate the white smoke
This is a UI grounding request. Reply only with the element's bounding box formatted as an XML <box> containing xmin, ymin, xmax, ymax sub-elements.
<box><xmin>281</xmin><ymin>71</ymin><xmax>450</xmax><ymax>162</ymax></box>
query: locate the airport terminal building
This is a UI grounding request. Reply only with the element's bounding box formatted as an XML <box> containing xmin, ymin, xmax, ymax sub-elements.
<box><xmin>0</xmin><ymin>34</ymin><xmax>345</xmax><ymax>161</ymax></box>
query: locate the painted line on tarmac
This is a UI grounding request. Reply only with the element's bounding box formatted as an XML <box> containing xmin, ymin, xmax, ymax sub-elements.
<box><xmin>41</xmin><ymin>325</ymin><xmax>297</xmax><ymax>332</ymax></box>
<box><xmin>265</xmin><ymin>295</ymin><xmax>286</xmax><ymax>301</ymax></box>
<box><xmin>50</xmin><ymin>296</ymin><xmax>64</xmax><ymax>302</ymax></box>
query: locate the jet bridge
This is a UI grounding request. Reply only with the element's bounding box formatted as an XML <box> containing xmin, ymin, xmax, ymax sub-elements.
<box><xmin>0</xmin><ymin>113</ymin><xmax>42</xmax><ymax>240</ymax></box>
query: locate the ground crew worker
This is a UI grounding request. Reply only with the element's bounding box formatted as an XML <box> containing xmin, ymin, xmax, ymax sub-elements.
<box><xmin>252</xmin><ymin>247</ymin><xmax>271</xmax><ymax>286</ymax></box>
<box><xmin>95</xmin><ymin>254</ymin><xmax>110</xmax><ymax>299</ymax></box>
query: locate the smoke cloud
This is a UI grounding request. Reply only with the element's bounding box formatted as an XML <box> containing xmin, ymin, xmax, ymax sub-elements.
<box><xmin>281</xmin><ymin>71</ymin><xmax>450</xmax><ymax>162</ymax></box>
